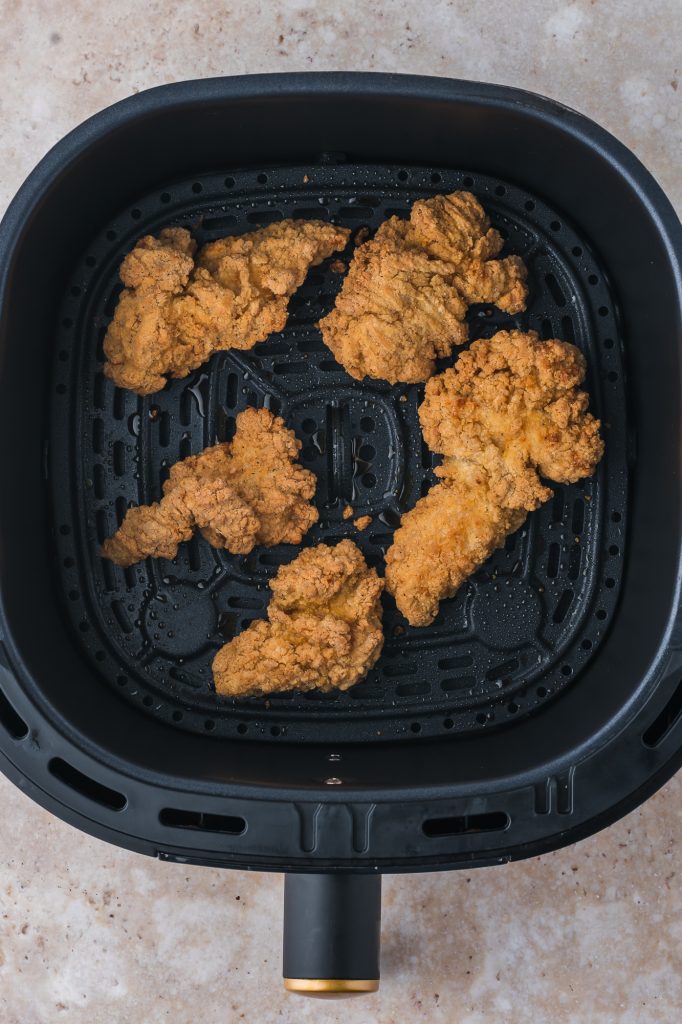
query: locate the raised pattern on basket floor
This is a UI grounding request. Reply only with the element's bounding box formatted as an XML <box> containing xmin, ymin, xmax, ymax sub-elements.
<box><xmin>50</xmin><ymin>163</ymin><xmax>628</xmax><ymax>743</ymax></box>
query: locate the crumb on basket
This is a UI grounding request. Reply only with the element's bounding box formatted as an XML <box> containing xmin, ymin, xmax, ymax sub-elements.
<box><xmin>353</xmin><ymin>515</ymin><xmax>372</xmax><ymax>531</ymax></box>
<box><xmin>330</xmin><ymin>260</ymin><xmax>346</xmax><ymax>273</ymax></box>
<box><xmin>342</xmin><ymin>504</ymin><xmax>354</xmax><ymax>520</ymax></box>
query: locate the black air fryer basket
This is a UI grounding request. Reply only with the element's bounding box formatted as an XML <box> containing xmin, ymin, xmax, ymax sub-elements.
<box><xmin>0</xmin><ymin>73</ymin><xmax>681</xmax><ymax>993</ymax></box>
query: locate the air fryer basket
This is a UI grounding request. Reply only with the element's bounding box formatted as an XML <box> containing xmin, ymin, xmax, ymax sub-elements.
<box><xmin>0</xmin><ymin>75</ymin><xmax>681</xmax><ymax>991</ymax></box>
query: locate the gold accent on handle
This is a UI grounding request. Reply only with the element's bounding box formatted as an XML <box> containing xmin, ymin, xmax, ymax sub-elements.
<box><xmin>284</xmin><ymin>978</ymin><xmax>379</xmax><ymax>996</ymax></box>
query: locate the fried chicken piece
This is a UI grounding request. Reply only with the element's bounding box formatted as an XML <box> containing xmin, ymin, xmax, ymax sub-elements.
<box><xmin>385</xmin><ymin>330</ymin><xmax>604</xmax><ymax>626</ymax></box>
<box><xmin>102</xmin><ymin>228</ymin><xmax>197</xmax><ymax>395</ymax></box>
<box><xmin>103</xmin><ymin>221</ymin><xmax>350</xmax><ymax>395</ymax></box>
<box><xmin>318</xmin><ymin>192</ymin><xmax>527</xmax><ymax>383</ymax></box>
<box><xmin>213</xmin><ymin>540</ymin><xmax>384</xmax><ymax>697</ymax></box>
<box><xmin>101</xmin><ymin>408</ymin><xmax>318</xmax><ymax>567</ymax></box>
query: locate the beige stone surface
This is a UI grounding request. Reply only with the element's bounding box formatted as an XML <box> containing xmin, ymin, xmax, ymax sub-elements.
<box><xmin>0</xmin><ymin>1</ymin><xmax>680</xmax><ymax>1021</ymax></box>
<box><xmin>0</xmin><ymin>776</ymin><xmax>680</xmax><ymax>1023</ymax></box>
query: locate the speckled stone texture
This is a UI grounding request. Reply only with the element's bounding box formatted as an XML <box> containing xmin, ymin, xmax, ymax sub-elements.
<box><xmin>0</xmin><ymin>1</ymin><xmax>680</xmax><ymax>1021</ymax></box>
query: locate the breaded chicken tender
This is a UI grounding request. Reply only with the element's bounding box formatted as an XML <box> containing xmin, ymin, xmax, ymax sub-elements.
<box><xmin>102</xmin><ymin>228</ymin><xmax>197</xmax><ymax>395</ymax></box>
<box><xmin>385</xmin><ymin>330</ymin><xmax>604</xmax><ymax>626</ymax></box>
<box><xmin>103</xmin><ymin>221</ymin><xmax>350</xmax><ymax>394</ymax></box>
<box><xmin>318</xmin><ymin>192</ymin><xmax>527</xmax><ymax>383</ymax></box>
<box><xmin>212</xmin><ymin>540</ymin><xmax>384</xmax><ymax>697</ymax></box>
<box><xmin>101</xmin><ymin>408</ymin><xmax>318</xmax><ymax>567</ymax></box>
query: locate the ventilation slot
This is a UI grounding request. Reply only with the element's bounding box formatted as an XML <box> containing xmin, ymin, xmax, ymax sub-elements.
<box><xmin>49</xmin><ymin>758</ymin><xmax>126</xmax><ymax>810</ymax></box>
<box><xmin>438</xmin><ymin>655</ymin><xmax>473</xmax><ymax>671</ymax></box>
<box><xmin>293</xmin><ymin>207</ymin><xmax>328</xmax><ymax>219</ymax></box>
<box><xmin>382</xmin><ymin>661</ymin><xmax>417</xmax><ymax>677</ymax></box>
<box><xmin>111</xmin><ymin>600</ymin><xmax>133</xmax><ymax>635</ymax></box>
<box><xmin>159</xmin><ymin>412</ymin><xmax>171</xmax><ymax>448</ymax></box>
<box><xmin>396</xmin><ymin>680</ymin><xmax>430</xmax><ymax>697</ymax></box>
<box><xmin>95</xmin><ymin>509</ymin><xmax>109</xmax><ymax>545</ymax></box>
<box><xmin>642</xmin><ymin>680</ymin><xmax>682</xmax><ymax>748</ymax></box>
<box><xmin>274</xmin><ymin>362</ymin><xmax>307</xmax><ymax>375</ymax></box>
<box><xmin>440</xmin><ymin>676</ymin><xmax>475</xmax><ymax>691</ymax></box>
<box><xmin>112</xmin><ymin>441</ymin><xmax>125</xmax><ymax>477</ymax></box>
<box><xmin>180</xmin><ymin>389</ymin><xmax>192</xmax><ymax>426</ymax></box>
<box><xmin>113</xmin><ymin>388</ymin><xmax>126</xmax><ymax>420</ymax></box>
<box><xmin>159</xmin><ymin>808</ymin><xmax>246</xmax><ymax>834</ymax></box>
<box><xmin>0</xmin><ymin>687</ymin><xmax>28</xmax><ymax>739</ymax></box>
<box><xmin>202</xmin><ymin>214</ymin><xmax>237</xmax><ymax>231</ymax></box>
<box><xmin>226</xmin><ymin>373</ymin><xmax>239</xmax><ymax>408</ymax></box>
<box><xmin>544</xmin><ymin>273</ymin><xmax>566</xmax><ymax>307</ymax></box>
<box><xmin>247</xmin><ymin>210</ymin><xmax>283</xmax><ymax>226</ymax></box>
<box><xmin>552</xmin><ymin>490</ymin><xmax>564</xmax><ymax>522</ymax></box>
<box><xmin>92</xmin><ymin>418</ymin><xmax>104</xmax><ymax>455</ymax></box>
<box><xmin>423</xmin><ymin>811</ymin><xmax>509</xmax><ymax>837</ymax></box>
<box><xmin>369</xmin><ymin>533</ymin><xmax>392</xmax><ymax>548</ymax></box>
<box><xmin>93</xmin><ymin>464</ymin><xmax>105</xmax><ymax>499</ymax></box>
<box><xmin>568</xmin><ymin>544</ymin><xmax>581</xmax><ymax>581</ymax></box>
<box><xmin>572</xmin><ymin>499</ymin><xmax>585</xmax><ymax>535</ymax></box>
<box><xmin>561</xmin><ymin>315</ymin><xmax>575</xmax><ymax>342</ymax></box>
<box><xmin>187</xmin><ymin>534</ymin><xmax>202</xmax><ymax>572</ymax></box>
<box><xmin>553</xmin><ymin>589</ymin><xmax>574</xmax><ymax>624</ymax></box>
<box><xmin>216</xmin><ymin>409</ymin><xmax>235</xmax><ymax>444</ymax></box>
<box><xmin>349</xmin><ymin>684</ymin><xmax>382</xmax><ymax>700</ymax></box>
<box><xmin>547</xmin><ymin>542</ymin><xmax>560</xmax><ymax>578</ymax></box>
<box><xmin>115</xmin><ymin>496</ymin><xmax>128</xmax><ymax>527</ymax></box>
<box><xmin>101</xmin><ymin>557</ymin><xmax>116</xmax><ymax>593</ymax></box>
<box><xmin>227</xmin><ymin>595</ymin><xmax>265</xmax><ymax>611</ymax></box>
<box><xmin>297</xmin><ymin>337</ymin><xmax>326</xmax><ymax>353</ymax></box>
<box><xmin>93</xmin><ymin>374</ymin><xmax>106</xmax><ymax>410</ymax></box>
<box><xmin>259</xmin><ymin>340</ymin><xmax>290</xmax><ymax>356</ymax></box>
<box><xmin>338</xmin><ymin>205</ymin><xmax>375</xmax><ymax>220</ymax></box>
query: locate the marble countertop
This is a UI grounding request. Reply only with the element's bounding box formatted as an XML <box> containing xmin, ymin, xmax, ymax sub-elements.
<box><xmin>0</xmin><ymin>2</ymin><xmax>680</xmax><ymax>1022</ymax></box>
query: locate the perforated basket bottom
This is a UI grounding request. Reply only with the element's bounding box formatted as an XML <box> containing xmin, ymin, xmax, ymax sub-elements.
<box><xmin>50</xmin><ymin>162</ymin><xmax>628</xmax><ymax>744</ymax></box>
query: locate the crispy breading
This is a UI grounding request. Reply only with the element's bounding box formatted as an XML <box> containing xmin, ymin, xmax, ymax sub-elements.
<box><xmin>212</xmin><ymin>540</ymin><xmax>384</xmax><ymax>697</ymax></box>
<box><xmin>385</xmin><ymin>330</ymin><xmax>604</xmax><ymax>626</ymax></box>
<box><xmin>384</xmin><ymin>463</ymin><xmax>530</xmax><ymax>629</ymax></box>
<box><xmin>101</xmin><ymin>408</ymin><xmax>318</xmax><ymax>567</ymax></box>
<box><xmin>353</xmin><ymin>515</ymin><xmax>372</xmax><ymax>530</ymax></box>
<box><xmin>103</xmin><ymin>221</ymin><xmax>350</xmax><ymax>395</ymax></box>
<box><xmin>318</xmin><ymin>192</ymin><xmax>527</xmax><ymax>383</ymax></box>
<box><xmin>101</xmin><ymin>228</ymin><xmax>197</xmax><ymax>395</ymax></box>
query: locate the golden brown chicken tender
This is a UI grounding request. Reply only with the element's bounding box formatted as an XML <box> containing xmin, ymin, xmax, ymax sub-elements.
<box><xmin>101</xmin><ymin>408</ymin><xmax>318</xmax><ymax>567</ymax></box>
<box><xmin>318</xmin><ymin>192</ymin><xmax>527</xmax><ymax>383</ymax></box>
<box><xmin>212</xmin><ymin>540</ymin><xmax>384</xmax><ymax>697</ymax></box>
<box><xmin>103</xmin><ymin>221</ymin><xmax>350</xmax><ymax>395</ymax></box>
<box><xmin>385</xmin><ymin>330</ymin><xmax>604</xmax><ymax>626</ymax></box>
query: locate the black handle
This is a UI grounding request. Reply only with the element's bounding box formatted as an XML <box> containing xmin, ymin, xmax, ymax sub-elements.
<box><xmin>283</xmin><ymin>873</ymin><xmax>381</xmax><ymax>996</ymax></box>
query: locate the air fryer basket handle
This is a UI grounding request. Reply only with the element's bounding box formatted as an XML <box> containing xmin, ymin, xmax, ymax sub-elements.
<box><xmin>282</xmin><ymin>873</ymin><xmax>381</xmax><ymax>996</ymax></box>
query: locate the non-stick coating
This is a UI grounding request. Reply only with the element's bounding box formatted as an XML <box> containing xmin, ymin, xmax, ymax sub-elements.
<box><xmin>50</xmin><ymin>163</ymin><xmax>627</xmax><ymax>744</ymax></box>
